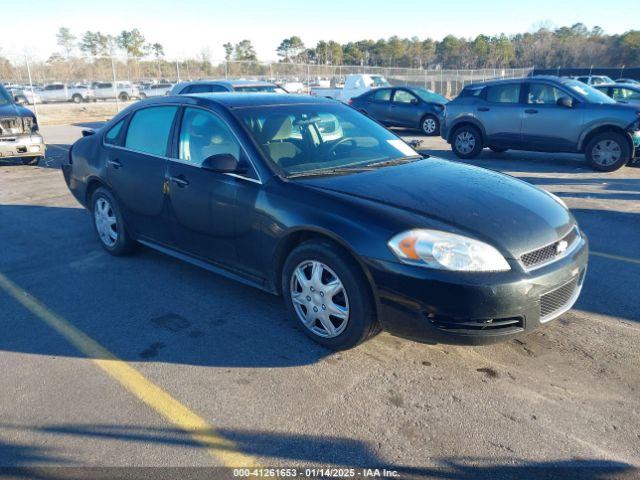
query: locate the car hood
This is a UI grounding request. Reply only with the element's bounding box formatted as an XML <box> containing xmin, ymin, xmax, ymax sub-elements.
<box><xmin>294</xmin><ymin>158</ymin><xmax>574</xmax><ymax>258</ymax></box>
<box><xmin>0</xmin><ymin>102</ymin><xmax>34</xmax><ymax>118</ymax></box>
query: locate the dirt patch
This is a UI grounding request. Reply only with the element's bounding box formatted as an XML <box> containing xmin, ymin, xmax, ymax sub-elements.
<box><xmin>33</xmin><ymin>101</ymin><xmax>136</xmax><ymax>126</ymax></box>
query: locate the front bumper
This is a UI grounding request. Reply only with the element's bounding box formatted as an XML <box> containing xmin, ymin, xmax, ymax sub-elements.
<box><xmin>364</xmin><ymin>236</ymin><xmax>589</xmax><ymax>345</ymax></box>
<box><xmin>0</xmin><ymin>133</ymin><xmax>46</xmax><ymax>159</ymax></box>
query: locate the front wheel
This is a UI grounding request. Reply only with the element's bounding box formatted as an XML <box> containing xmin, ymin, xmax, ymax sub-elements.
<box><xmin>585</xmin><ymin>132</ymin><xmax>630</xmax><ymax>172</ymax></box>
<box><xmin>451</xmin><ymin>125</ymin><xmax>483</xmax><ymax>159</ymax></box>
<box><xmin>72</xmin><ymin>94</ymin><xmax>83</xmax><ymax>104</ymax></box>
<box><xmin>139</xmin><ymin>93</ymin><xmax>147</xmax><ymax>100</ymax></box>
<box><xmin>91</xmin><ymin>187</ymin><xmax>136</xmax><ymax>256</ymax></box>
<box><xmin>282</xmin><ymin>242</ymin><xmax>379</xmax><ymax>350</ymax></box>
<box><xmin>118</xmin><ymin>92</ymin><xmax>130</xmax><ymax>101</ymax></box>
<box><xmin>21</xmin><ymin>156</ymin><xmax>41</xmax><ymax>166</ymax></box>
<box><xmin>420</xmin><ymin>115</ymin><xmax>439</xmax><ymax>136</ymax></box>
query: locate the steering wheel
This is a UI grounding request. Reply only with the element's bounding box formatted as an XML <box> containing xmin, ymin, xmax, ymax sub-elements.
<box><xmin>326</xmin><ymin>137</ymin><xmax>356</xmax><ymax>158</ymax></box>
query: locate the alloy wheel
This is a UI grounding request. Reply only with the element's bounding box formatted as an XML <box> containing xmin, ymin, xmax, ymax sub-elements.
<box><xmin>455</xmin><ymin>131</ymin><xmax>476</xmax><ymax>154</ymax></box>
<box><xmin>94</xmin><ymin>197</ymin><xmax>118</xmax><ymax>248</ymax></box>
<box><xmin>592</xmin><ymin>139</ymin><xmax>622</xmax><ymax>166</ymax></box>
<box><xmin>290</xmin><ymin>260</ymin><xmax>350</xmax><ymax>338</ymax></box>
<box><xmin>422</xmin><ymin>117</ymin><xmax>437</xmax><ymax>134</ymax></box>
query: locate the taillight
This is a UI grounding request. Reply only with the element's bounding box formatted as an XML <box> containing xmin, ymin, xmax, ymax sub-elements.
<box><xmin>348</xmin><ymin>99</ymin><xmax>353</xmax><ymax>105</ymax></box>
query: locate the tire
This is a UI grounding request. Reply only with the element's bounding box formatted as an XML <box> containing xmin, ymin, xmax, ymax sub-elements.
<box><xmin>21</xmin><ymin>156</ymin><xmax>40</xmax><ymax>166</ymax></box>
<box><xmin>139</xmin><ymin>93</ymin><xmax>147</xmax><ymax>100</ymax></box>
<box><xmin>451</xmin><ymin>125</ymin><xmax>483</xmax><ymax>159</ymax></box>
<box><xmin>585</xmin><ymin>132</ymin><xmax>630</xmax><ymax>172</ymax></box>
<box><xmin>282</xmin><ymin>241</ymin><xmax>379</xmax><ymax>350</ymax></box>
<box><xmin>72</xmin><ymin>94</ymin><xmax>83</xmax><ymax>104</ymax></box>
<box><xmin>91</xmin><ymin>187</ymin><xmax>135</xmax><ymax>256</ymax></box>
<box><xmin>420</xmin><ymin>114</ymin><xmax>439</xmax><ymax>136</ymax></box>
<box><xmin>489</xmin><ymin>146</ymin><xmax>508</xmax><ymax>153</ymax></box>
<box><xmin>118</xmin><ymin>92</ymin><xmax>130</xmax><ymax>102</ymax></box>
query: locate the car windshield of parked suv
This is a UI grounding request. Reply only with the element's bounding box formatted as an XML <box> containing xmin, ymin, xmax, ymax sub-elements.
<box><xmin>0</xmin><ymin>85</ymin><xmax>13</xmax><ymax>105</ymax></box>
<box><xmin>371</xmin><ymin>76</ymin><xmax>390</xmax><ymax>87</ymax></box>
<box><xmin>563</xmin><ymin>80</ymin><xmax>616</xmax><ymax>104</ymax></box>
<box><xmin>235</xmin><ymin>85</ymin><xmax>288</xmax><ymax>94</ymax></box>
<box><xmin>237</xmin><ymin>104</ymin><xmax>420</xmax><ymax>176</ymax></box>
<box><xmin>413</xmin><ymin>88</ymin><xmax>447</xmax><ymax>104</ymax></box>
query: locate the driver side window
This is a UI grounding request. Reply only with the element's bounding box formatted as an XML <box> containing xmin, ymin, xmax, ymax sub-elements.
<box><xmin>178</xmin><ymin>108</ymin><xmax>241</xmax><ymax>165</ymax></box>
<box><xmin>527</xmin><ymin>83</ymin><xmax>565</xmax><ymax>105</ymax></box>
<box><xmin>393</xmin><ymin>90</ymin><xmax>417</xmax><ymax>104</ymax></box>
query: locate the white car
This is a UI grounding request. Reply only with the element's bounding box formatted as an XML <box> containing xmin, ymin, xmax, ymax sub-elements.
<box><xmin>139</xmin><ymin>83</ymin><xmax>173</xmax><ymax>99</ymax></box>
<box><xmin>93</xmin><ymin>81</ymin><xmax>139</xmax><ymax>101</ymax></box>
<box><xmin>39</xmin><ymin>83</ymin><xmax>94</xmax><ymax>103</ymax></box>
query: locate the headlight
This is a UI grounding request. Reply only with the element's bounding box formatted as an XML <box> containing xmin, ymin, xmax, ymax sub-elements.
<box><xmin>22</xmin><ymin>116</ymin><xmax>38</xmax><ymax>133</ymax></box>
<box><xmin>388</xmin><ymin>229</ymin><xmax>511</xmax><ymax>272</ymax></box>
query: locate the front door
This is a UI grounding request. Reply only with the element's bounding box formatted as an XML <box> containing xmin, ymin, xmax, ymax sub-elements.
<box><xmin>166</xmin><ymin>107</ymin><xmax>259</xmax><ymax>269</ymax></box>
<box><xmin>105</xmin><ymin>105</ymin><xmax>178</xmax><ymax>242</ymax></box>
<box><xmin>520</xmin><ymin>82</ymin><xmax>584</xmax><ymax>152</ymax></box>
<box><xmin>388</xmin><ymin>89</ymin><xmax>420</xmax><ymax>128</ymax></box>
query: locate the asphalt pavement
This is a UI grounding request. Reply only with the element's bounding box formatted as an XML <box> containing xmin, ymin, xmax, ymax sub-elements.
<box><xmin>0</xmin><ymin>124</ymin><xmax>638</xmax><ymax>479</ymax></box>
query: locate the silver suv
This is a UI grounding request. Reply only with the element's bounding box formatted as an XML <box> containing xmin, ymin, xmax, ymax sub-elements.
<box><xmin>442</xmin><ymin>76</ymin><xmax>640</xmax><ymax>171</ymax></box>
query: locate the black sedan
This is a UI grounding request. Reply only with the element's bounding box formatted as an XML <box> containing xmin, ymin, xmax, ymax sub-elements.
<box><xmin>63</xmin><ymin>93</ymin><xmax>588</xmax><ymax>350</ymax></box>
<box><xmin>349</xmin><ymin>86</ymin><xmax>447</xmax><ymax>135</ymax></box>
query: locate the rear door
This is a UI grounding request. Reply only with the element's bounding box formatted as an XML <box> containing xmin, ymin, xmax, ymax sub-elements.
<box><xmin>389</xmin><ymin>89</ymin><xmax>420</xmax><ymax>128</ymax></box>
<box><xmin>361</xmin><ymin>88</ymin><xmax>392</xmax><ymax>124</ymax></box>
<box><xmin>105</xmin><ymin>105</ymin><xmax>178</xmax><ymax>242</ymax></box>
<box><xmin>520</xmin><ymin>82</ymin><xmax>583</xmax><ymax>152</ymax></box>
<box><xmin>477</xmin><ymin>82</ymin><xmax>525</xmax><ymax>148</ymax></box>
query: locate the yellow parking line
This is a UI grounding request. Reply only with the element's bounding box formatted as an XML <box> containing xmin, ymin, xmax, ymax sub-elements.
<box><xmin>590</xmin><ymin>251</ymin><xmax>640</xmax><ymax>266</ymax></box>
<box><xmin>0</xmin><ymin>272</ymin><xmax>259</xmax><ymax>467</ymax></box>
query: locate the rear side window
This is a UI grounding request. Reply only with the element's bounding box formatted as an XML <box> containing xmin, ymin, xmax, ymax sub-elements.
<box><xmin>125</xmin><ymin>106</ymin><xmax>178</xmax><ymax>156</ymax></box>
<box><xmin>186</xmin><ymin>84</ymin><xmax>227</xmax><ymax>94</ymax></box>
<box><xmin>104</xmin><ymin>119</ymin><xmax>125</xmax><ymax>146</ymax></box>
<box><xmin>485</xmin><ymin>83</ymin><xmax>521</xmax><ymax>104</ymax></box>
<box><xmin>372</xmin><ymin>89</ymin><xmax>391</xmax><ymax>101</ymax></box>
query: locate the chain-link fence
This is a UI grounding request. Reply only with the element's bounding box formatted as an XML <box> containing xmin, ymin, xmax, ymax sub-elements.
<box><xmin>2</xmin><ymin>53</ymin><xmax>533</xmax><ymax>97</ymax></box>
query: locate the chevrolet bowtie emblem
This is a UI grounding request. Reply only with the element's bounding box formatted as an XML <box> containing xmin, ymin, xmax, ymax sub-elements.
<box><xmin>556</xmin><ymin>240</ymin><xmax>569</xmax><ymax>254</ymax></box>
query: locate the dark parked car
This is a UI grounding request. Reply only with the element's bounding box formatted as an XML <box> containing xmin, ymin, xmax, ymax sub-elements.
<box><xmin>594</xmin><ymin>83</ymin><xmax>640</xmax><ymax>106</ymax></box>
<box><xmin>63</xmin><ymin>93</ymin><xmax>588</xmax><ymax>350</ymax></box>
<box><xmin>0</xmin><ymin>84</ymin><xmax>46</xmax><ymax>165</ymax></box>
<box><xmin>615</xmin><ymin>78</ymin><xmax>639</xmax><ymax>85</ymax></box>
<box><xmin>169</xmin><ymin>80</ymin><xmax>287</xmax><ymax>95</ymax></box>
<box><xmin>350</xmin><ymin>86</ymin><xmax>447</xmax><ymax>135</ymax></box>
<box><xmin>442</xmin><ymin>76</ymin><xmax>640</xmax><ymax>171</ymax></box>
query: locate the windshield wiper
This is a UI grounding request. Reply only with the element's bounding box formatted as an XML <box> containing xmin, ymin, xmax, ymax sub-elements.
<box><xmin>287</xmin><ymin>165</ymin><xmax>377</xmax><ymax>178</ymax></box>
<box><xmin>365</xmin><ymin>155</ymin><xmax>424</xmax><ymax>168</ymax></box>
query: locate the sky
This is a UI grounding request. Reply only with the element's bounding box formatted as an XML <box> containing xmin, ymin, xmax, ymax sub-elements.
<box><xmin>1</xmin><ymin>0</ymin><xmax>637</xmax><ymax>61</ymax></box>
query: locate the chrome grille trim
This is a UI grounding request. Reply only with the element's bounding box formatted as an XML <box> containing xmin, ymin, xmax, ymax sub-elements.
<box><xmin>520</xmin><ymin>227</ymin><xmax>581</xmax><ymax>271</ymax></box>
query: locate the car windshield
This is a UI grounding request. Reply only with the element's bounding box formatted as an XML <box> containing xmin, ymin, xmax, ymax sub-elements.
<box><xmin>563</xmin><ymin>80</ymin><xmax>616</xmax><ymax>104</ymax></box>
<box><xmin>371</xmin><ymin>76</ymin><xmax>390</xmax><ymax>87</ymax></box>
<box><xmin>413</xmin><ymin>88</ymin><xmax>448</xmax><ymax>104</ymax></box>
<box><xmin>235</xmin><ymin>85</ymin><xmax>288</xmax><ymax>94</ymax></box>
<box><xmin>237</xmin><ymin>104</ymin><xmax>421</xmax><ymax>177</ymax></box>
<box><xmin>0</xmin><ymin>85</ymin><xmax>13</xmax><ymax>105</ymax></box>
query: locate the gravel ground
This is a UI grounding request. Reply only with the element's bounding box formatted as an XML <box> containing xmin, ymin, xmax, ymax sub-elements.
<box><xmin>0</xmin><ymin>124</ymin><xmax>638</xmax><ymax>479</ymax></box>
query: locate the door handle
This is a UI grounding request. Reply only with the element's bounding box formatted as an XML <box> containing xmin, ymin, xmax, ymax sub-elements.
<box><xmin>107</xmin><ymin>159</ymin><xmax>122</xmax><ymax>169</ymax></box>
<box><xmin>525</xmin><ymin>109</ymin><xmax>539</xmax><ymax>114</ymax></box>
<box><xmin>477</xmin><ymin>107</ymin><xmax>490</xmax><ymax>111</ymax></box>
<box><xmin>169</xmin><ymin>175</ymin><xmax>190</xmax><ymax>187</ymax></box>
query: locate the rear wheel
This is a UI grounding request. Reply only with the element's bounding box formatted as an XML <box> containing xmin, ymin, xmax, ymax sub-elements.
<box><xmin>282</xmin><ymin>241</ymin><xmax>379</xmax><ymax>350</ymax></box>
<box><xmin>420</xmin><ymin>114</ymin><xmax>439</xmax><ymax>136</ymax></box>
<box><xmin>91</xmin><ymin>187</ymin><xmax>135</xmax><ymax>256</ymax></box>
<box><xmin>72</xmin><ymin>94</ymin><xmax>83</xmax><ymax>104</ymax></box>
<box><xmin>21</xmin><ymin>156</ymin><xmax>40</xmax><ymax>166</ymax></box>
<box><xmin>586</xmin><ymin>132</ymin><xmax>630</xmax><ymax>172</ymax></box>
<box><xmin>451</xmin><ymin>125</ymin><xmax>483</xmax><ymax>159</ymax></box>
<box><xmin>118</xmin><ymin>92</ymin><xmax>130</xmax><ymax>101</ymax></box>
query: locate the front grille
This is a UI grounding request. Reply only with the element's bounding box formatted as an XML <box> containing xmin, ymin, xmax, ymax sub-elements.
<box><xmin>540</xmin><ymin>274</ymin><xmax>581</xmax><ymax>321</ymax></box>
<box><xmin>429</xmin><ymin>314</ymin><xmax>524</xmax><ymax>333</ymax></box>
<box><xmin>0</xmin><ymin>117</ymin><xmax>24</xmax><ymax>136</ymax></box>
<box><xmin>520</xmin><ymin>227</ymin><xmax>579</xmax><ymax>269</ymax></box>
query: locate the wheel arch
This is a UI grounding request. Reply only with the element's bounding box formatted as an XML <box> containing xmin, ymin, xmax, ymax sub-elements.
<box><xmin>447</xmin><ymin>117</ymin><xmax>486</xmax><ymax>145</ymax></box>
<box><xmin>270</xmin><ymin>227</ymin><xmax>380</xmax><ymax>310</ymax></box>
<box><xmin>579</xmin><ymin>124</ymin><xmax>633</xmax><ymax>153</ymax></box>
<box><xmin>85</xmin><ymin>176</ymin><xmax>108</xmax><ymax>209</ymax></box>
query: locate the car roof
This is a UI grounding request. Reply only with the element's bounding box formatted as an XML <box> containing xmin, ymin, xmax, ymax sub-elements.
<box><xmin>596</xmin><ymin>83</ymin><xmax>640</xmax><ymax>89</ymax></box>
<box><xmin>141</xmin><ymin>92</ymin><xmax>335</xmax><ymax>109</ymax></box>
<box><xmin>177</xmin><ymin>79</ymin><xmax>277</xmax><ymax>88</ymax></box>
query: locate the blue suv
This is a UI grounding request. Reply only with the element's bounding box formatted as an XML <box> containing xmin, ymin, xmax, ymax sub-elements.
<box><xmin>441</xmin><ymin>76</ymin><xmax>640</xmax><ymax>171</ymax></box>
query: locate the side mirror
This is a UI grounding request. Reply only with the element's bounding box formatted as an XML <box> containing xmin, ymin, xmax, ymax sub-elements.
<box><xmin>410</xmin><ymin>98</ymin><xmax>420</xmax><ymax>105</ymax></box>
<box><xmin>556</xmin><ymin>96</ymin><xmax>573</xmax><ymax>108</ymax></box>
<box><xmin>81</xmin><ymin>129</ymin><xmax>95</xmax><ymax>137</ymax></box>
<box><xmin>406</xmin><ymin>139</ymin><xmax>423</xmax><ymax>149</ymax></box>
<box><xmin>201</xmin><ymin>153</ymin><xmax>248</xmax><ymax>173</ymax></box>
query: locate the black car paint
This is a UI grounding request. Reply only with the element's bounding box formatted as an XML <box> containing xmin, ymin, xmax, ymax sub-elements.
<box><xmin>350</xmin><ymin>87</ymin><xmax>445</xmax><ymax>131</ymax></box>
<box><xmin>63</xmin><ymin>93</ymin><xmax>588</xmax><ymax>344</ymax></box>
